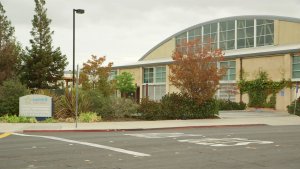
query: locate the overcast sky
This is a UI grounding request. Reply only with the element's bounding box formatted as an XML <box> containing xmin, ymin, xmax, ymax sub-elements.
<box><xmin>2</xmin><ymin>0</ymin><xmax>300</xmax><ymax>70</ymax></box>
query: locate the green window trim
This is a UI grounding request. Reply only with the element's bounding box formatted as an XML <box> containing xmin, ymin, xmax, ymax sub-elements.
<box><xmin>292</xmin><ymin>56</ymin><xmax>300</xmax><ymax>79</ymax></box>
<box><xmin>143</xmin><ymin>66</ymin><xmax>166</xmax><ymax>84</ymax></box>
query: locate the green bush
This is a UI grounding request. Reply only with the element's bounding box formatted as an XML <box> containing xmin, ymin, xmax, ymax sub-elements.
<box><xmin>161</xmin><ymin>93</ymin><xmax>219</xmax><ymax>119</ymax></box>
<box><xmin>0</xmin><ymin>79</ymin><xmax>30</xmax><ymax>116</ymax></box>
<box><xmin>42</xmin><ymin>118</ymin><xmax>58</xmax><ymax>123</ymax></box>
<box><xmin>85</xmin><ymin>90</ymin><xmax>113</xmax><ymax>118</ymax></box>
<box><xmin>138</xmin><ymin>93</ymin><xmax>219</xmax><ymax>120</ymax></box>
<box><xmin>218</xmin><ymin>99</ymin><xmax>246</xmax><ymax>110</ymax></box>
<box><xmin>79</xmin><ymin>112</ymin><xmax>100</xmax><ymax>122</ymax></box>
<box><xmin>138</xmin><ymin>98</ymin><xmax>163</xmax><ymax>120</ymax></box>
<box><xmin>86</xmin><ymin>90</ymin><xmax>139</xmax><ymax>119</ymax></box>
<box><xmin>0</xmin><ymin>115</ymin><xmax>37</xmax><ymax>123</ymax></box>
<box><xmin>110</xmin><ymin>97</ymin><xmax>139</xmax><ymax>118</ymax></box>
<box><xmin>264</xmin><ymin>94</ymin><xmax>276</xmax><ymax>108</ymax></box>
<box><xmin>287</xmin><ymin>99</ymin><xmax>300</xmax><ymax>116</ymax></box>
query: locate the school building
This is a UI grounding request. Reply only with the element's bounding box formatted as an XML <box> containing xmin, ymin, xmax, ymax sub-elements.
<box><xmin>112</xmin><ymin>15</ymin><xmax>300</xmax><ymax>111</ymax></box>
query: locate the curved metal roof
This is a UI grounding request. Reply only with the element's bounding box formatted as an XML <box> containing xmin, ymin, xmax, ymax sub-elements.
<box><xmin>138</xmin><ymin>15</ymin><xmax>300</xmax><ymax>61</ymax></box>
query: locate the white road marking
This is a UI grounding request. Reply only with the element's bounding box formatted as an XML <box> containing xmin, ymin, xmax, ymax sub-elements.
<box><xmin>178</xmin><ymin>138</ymin><xmax>273</xmax><ymax>147</ymax></box>
<box><xmin>12</xmin><ymin>133</ymin><xmax>150</xmax><ymax>157</ymax></box>
<box><xmin>124</xmin><ymin>133</ymin><xmax>202</xmax><ymax>138</ymax></box>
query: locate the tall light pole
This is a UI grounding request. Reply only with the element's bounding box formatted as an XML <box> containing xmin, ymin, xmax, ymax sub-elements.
<box><xmin>73</xmin><ymin>9</ymin><xmax>85</xmax><ymax>87</ymax></box>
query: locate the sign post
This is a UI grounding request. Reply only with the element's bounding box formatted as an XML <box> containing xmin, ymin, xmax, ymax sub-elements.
<box><xmin>75</xmin><ymin>64</ymin><xmax>79</xmax><ymax>128</ymax></box>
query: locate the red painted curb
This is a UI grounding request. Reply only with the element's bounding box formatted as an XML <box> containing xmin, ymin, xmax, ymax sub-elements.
<box><xmin>22</xmin><ymin>124</ymin><xmax>267</xmax><ymax>133</ymax></box>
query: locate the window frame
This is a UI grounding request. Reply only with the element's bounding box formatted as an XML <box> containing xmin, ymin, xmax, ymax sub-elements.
<box><xmin>292</xmin><ymin>56</ymin><xmax>300</xmax><ymax>80</ymax></box>
<box><xmin>219</xmin><ymin>60</ymin><xmax>236</xmax><ymax>83</ymax></box>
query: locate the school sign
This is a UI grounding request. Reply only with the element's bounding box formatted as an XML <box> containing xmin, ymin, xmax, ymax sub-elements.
<box><xmin>19</xmin><ymin>95</ymin><xmax>52</xmax><ymax>117</ymax></box>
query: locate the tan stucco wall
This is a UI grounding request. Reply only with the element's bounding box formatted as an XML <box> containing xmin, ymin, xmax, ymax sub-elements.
<box><xmin>277</xmin><ymin>20</ymin><xmax>300</xmax><ymax>45</ymax></box>
<box><xmin>142</xmin><ymin>38</ymin><xmax>176</xmax><ymax>61</ymax></box>
<box><xmin>241</xmin><ymin>55</ymin><xmax>288</xmax><ymax>81</ymax></box>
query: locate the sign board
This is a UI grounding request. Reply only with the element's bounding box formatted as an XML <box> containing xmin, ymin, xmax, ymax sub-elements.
<box><xmin>19</xmin><ymin>95</ymin><xmax>52</xmax><ymax>117</ymax></box>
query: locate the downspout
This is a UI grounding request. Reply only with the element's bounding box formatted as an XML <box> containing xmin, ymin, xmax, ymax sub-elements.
<box><xmin>239</xmin><ymin>57</ymin><xmax>243</xmax><ymax>102</ymax></box>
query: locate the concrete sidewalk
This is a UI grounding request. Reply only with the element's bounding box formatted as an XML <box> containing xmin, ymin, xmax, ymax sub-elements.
<box><xmin>1</xmin><ymin>111</ymin><xmax>300</xmax><ymax>132</ymax></box>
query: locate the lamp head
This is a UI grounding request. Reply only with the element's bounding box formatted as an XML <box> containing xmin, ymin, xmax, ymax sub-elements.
<box><xmin>75</xmin><ymin>9</ymin><xmax>85</xmax><ymax>14</ymax></box>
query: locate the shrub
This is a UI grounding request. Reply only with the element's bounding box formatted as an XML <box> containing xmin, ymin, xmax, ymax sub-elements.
<box><xmin>0</xmin><ymin>79</ymin><xmax>30</xmax><ymax>116</ymax></box>
<box><xmin>287</xmin><ymin>99</ymin><xmax>300</xmax><ymax>116</ymax></box>
<box><xmin>0</xmin><ymin>114</ymin><xmax>37</xmax><ymax>123</ymax></box>
<box><xmin>109</xmin><ymin>98</ymin><xmax>139</xmax><ymax>118</ymax></box>
<box><xmin>86</xmin><ymin>90</ymin><xmax>139</xmax><ymax>119</ymax></box>
<box><xmin>79</xmin><ymin>112</ymin><xmax>100</xmax><ymax>122</ymax></box>
<box><xmin>138</xmin><ymin>98</ymin><xmax>163</xmax><ymax>120</ymax></box>
<box><xmin>161</xmin><ymin>93</ymin><xmax>219</xmax><ymax>119</ymax></box>
<box><xmin>138</xmin><ymin>93</ymin><xmax>219</xmax><ymax>120</ymax></box>
<box><xmin>42</xmin><ymin>118</ymin><xmax>58</xmax><ymax>123</ymax></box>
<box><xmin>218</xmin><ymin>99</ymin><xmax>246</xmax><ymax>110</ymax></box>
<box><xmin>55</xmin><ymin>88</ymin><xmax>91</xmax><ymax>119</ymax></box>
<box><xmin>85</xmin><ymin>90</ymin><xmax>112</xmax><ymax>118</ymax></box>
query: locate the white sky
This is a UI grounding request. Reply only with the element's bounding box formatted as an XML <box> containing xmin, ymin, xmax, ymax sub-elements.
<box><xmin>2</xmin><ymin>0</ymin><xmax>300</xmax><ymax>70</ymax></box>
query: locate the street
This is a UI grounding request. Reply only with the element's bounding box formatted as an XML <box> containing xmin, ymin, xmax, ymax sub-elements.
<box><xmin>1</xmin><ymin>125</ymin><xmax>300</xmax><ymax>169</ymax></box>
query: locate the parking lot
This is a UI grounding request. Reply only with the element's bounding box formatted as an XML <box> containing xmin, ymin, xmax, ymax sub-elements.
<box><xmin>1</xmin><ymin>125</ymin><xmax>300</xmax><ymax>169</ymax></box>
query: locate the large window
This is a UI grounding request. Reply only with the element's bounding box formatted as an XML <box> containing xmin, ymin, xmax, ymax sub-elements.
<box><xmin>175</xmin><ymin>32</ymin><xmax>187</xmax><ymax>53</ymax></box>
<box><xmin>256</xmin><ymin>19</ymin><xmax>274</xmax><ymax>47</ymax></box>
<box><xmin>219</xmin><ymin>21</ymin><xmax>235</xmax><ymax>50</ymax></box>
<box><xmin>155</xmin><ymin>67</ymin><xmax>166</xmax><ymax>83</ymax></box>
<box><xmin>237</xmin><ymin>20</ymin><xmax>254</xmax><ymax>49</ymax></box>
<box><xmin>143</xmin><ymin>68</ymin><xmax>154</xmax><ymax>83</ymax></box>
<box><xmin>203</xmin><ymin>23</ymin><xmax>218</xmax><ymax>49</ymax></box>
<box><xmin>220</xmin><ymin>61</ymin><xmax>236</xmax><ymax>81</ymax></box>
<box><xmin>188</xmin><ymin>27</ymin><xmax>202</xmax><ymax>42</ymax></box>
<box><xmin>109</xmin><ymin>70</ymin><xmax>117</xmax><ymax>81</ymax></box>
<box><xmin>143</xmin><ymin>66</ymin><xmax>166</xmax><ymax>101</ymax></box>
<box><xmin>292</xmin><ymin>56</ymin><xmax>300</xmax><ymax>79</ymax></box>
<box><xmin>175</xmin><ymin>18</ymin><xmax>274</xmax><ymax>51</ymax></box>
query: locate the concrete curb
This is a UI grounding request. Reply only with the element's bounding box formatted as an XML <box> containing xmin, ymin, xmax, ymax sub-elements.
<box><xmin>22</xmin><ymin>124</ymin><xmax>267</xmax><ymax>133</ymax></box>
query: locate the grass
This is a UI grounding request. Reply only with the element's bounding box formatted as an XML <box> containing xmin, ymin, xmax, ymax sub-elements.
<box><xmin>0</xmin><ymin>114</ymin><xmax>37</xmax><ymax>123</ymax></box>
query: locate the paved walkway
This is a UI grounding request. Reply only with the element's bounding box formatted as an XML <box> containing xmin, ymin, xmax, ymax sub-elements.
<box><xmin>1</xmin><ymin>111</ymin><xmax>300</xmax><ymax>132</ymax></box>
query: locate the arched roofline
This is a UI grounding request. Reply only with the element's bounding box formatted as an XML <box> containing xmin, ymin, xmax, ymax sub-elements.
<box><xmin>138</xmin><ymin>15</ymin><xmax>300</xmax><ymax>61</ymax></box>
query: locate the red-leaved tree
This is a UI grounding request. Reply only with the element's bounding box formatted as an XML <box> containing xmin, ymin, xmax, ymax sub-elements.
<box><xmin>80</xmin><ymin>55</ymin><xmax>114</xmax><ymax>96</ymax></box>
<box><xmin>169</xmin><ymin>40</ymin><xmax>226</xmax><ymax>105</ymax></box>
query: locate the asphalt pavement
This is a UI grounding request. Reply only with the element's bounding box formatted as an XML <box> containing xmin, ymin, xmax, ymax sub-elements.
<box><xmin>1</xmin><ymin>125</ymin><xmax>300</xmax><ymax>169</ymax></box>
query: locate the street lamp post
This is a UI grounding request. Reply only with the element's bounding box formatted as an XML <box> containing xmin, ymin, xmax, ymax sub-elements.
<box><xmin>73</xmin><ymin>9</ymin><xmax>85</xmax><ymax>87</ymax></box>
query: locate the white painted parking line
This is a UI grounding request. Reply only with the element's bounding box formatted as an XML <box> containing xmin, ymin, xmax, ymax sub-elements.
<box><xmin>178</xmin><ymin>138</ymin><xmax>274</xmax><ymax>147</ymax></box>
<box><xmin>12</xmin><ymin>133</ymin><xmax>150</xmax><ymax>157</ymax></box>
<box><xmin>124</xmin><ymin>133</ymin><xmax>202</xmax><ymax>138</ymax></box>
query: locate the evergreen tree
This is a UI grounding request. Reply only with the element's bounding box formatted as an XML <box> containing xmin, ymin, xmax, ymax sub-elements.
<box><xmin>21</xmin><ymin>0</ymin><xmax>67</xmax><ymax>89</ymax></box>
<box><xmin>0</xmin><ymin>2</ymin><xmax>21</xmax><ymax>84</ymax></box>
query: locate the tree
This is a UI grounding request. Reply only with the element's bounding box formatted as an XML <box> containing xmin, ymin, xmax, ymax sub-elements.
<box><xmin>21</xmin><ymin>0</ymin><xmax>67</xmax><ymax>89</ymax></box>
<box><xmin>169</xmin><ymin>40</ymin><xmax>226</xmax><ymax>105</ymax></box>
<box><xmin>116</xmin><ymin>72</ymin><xmax>136</xmax><ymax>97</ymax></box>
<box><xmin>80</xmin><ymin>55</ymin><xmax>114</xmax><ymax>96</ymax></box>
<box><xmin>0</xmin><ymin>78</ymin><xmax>30</xmax><ymax>116</ymax></box>
<box><xmin>0</xmin><ymin>2</ymin><xmax>21</xmax><ymax>84</ymax></box>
